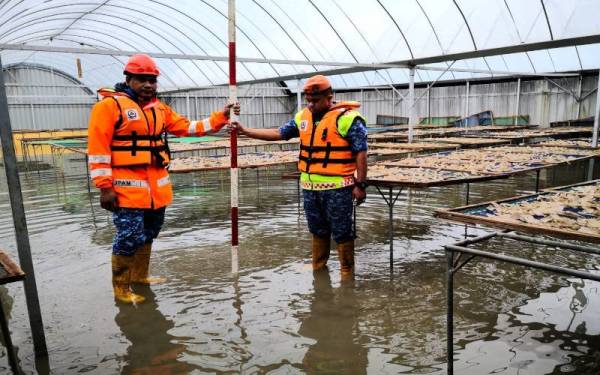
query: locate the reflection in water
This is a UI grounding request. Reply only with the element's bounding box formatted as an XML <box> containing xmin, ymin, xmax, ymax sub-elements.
<box><xmin>115</xmin><ymin>285</ymin><xmax>194</xmax><ymax>374</ymax></box>
<box><xmin>0</xmin><ymin>156</ymin><xmax>599</xmax><ymax>373</ymax></box>
<box><xmin>517</xmin><ymin>278</ymin><xmax>600</xmax><ymax>335</ymax></box>
<box><xmin>299</xmin><ymin>269</ymin><xmax>367</xmax><ymax>374</ymax></box>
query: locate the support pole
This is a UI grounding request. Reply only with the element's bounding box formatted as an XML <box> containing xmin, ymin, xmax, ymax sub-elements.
<box><xmin>576</xmin><ymin>74</ymin><xmax>582</xmax><ymax>119</ymax></box>
<box><xmin>389</xmin><ymin>187</ymin><xmax>394</xmax><ymax>270</ymax></box>
<box><xmin>0</xmin><ymin>58</ymin><xmax>48</xmax><ymax>357</ymax></box>
<box><xmin>392</xmin><ymin>88</ymin><xmax>395</xmax><ymax>120</ymax></box>
<box><xmin>296</xmin><ymin>80</ymin><xmax>302</xmax><ymax>113</ymax></box>
<box><xmin>593</xmin><ymin>71</ymin><xmax>600</xmax><ymax>148</ymax></box>
<box><xmin>427</xmin><ymin>86</ymin><xmax>431</xmax><ymax>124</ymax></box>
<box><xmin>514</xmin><ymin>78</ymin><xmax>521</xmax><ymax>125</ymax></box>
<box><xmin>185</xmin><ymin>93</ymin><xmax>190</xmax><ymax>117</ymax></box>
<box><xmin>408</xmin><ymin>67</ymin><xmax>415</xmax><ymax>143</ymax></box>
<box><xmin>360</xmin><ymin>89</ymin><xmax>364</xmax><ymax>109</ymax></box>
<box><xmin>447</xmin><ymin>250</ymin><xmax>454</xmax><ymax>375</ymax></box>
<box><xmin>228</xmin><ymin>0</ymin><xmax>239</xmax><ymax>274</ymax></box>
<box><xmin>261</xmin><ymin>94</ymin><xmax>265</xmax><ymax>128</ymax></box>
<box><xmin>464</xmin><ymin>81</ymin><xmax>469</xmax><ymax>121</ymax></box>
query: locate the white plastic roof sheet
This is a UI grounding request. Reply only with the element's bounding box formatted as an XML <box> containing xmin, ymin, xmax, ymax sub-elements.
<box><xmin>0</xmin><ymin>0</ymin><xmax>599</xmax><ymax>92</ymax></box>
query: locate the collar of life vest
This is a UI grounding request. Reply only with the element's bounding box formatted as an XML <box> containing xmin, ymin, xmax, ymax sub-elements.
<box><xmin>97</xmin><ymin>88</ymin><xmax>160</xmax><ymax>110</ymax></box>
<box><xmin>328</xmin><ymin>101</ymin><xmax>361</xmax><ymax>112</ymax></box>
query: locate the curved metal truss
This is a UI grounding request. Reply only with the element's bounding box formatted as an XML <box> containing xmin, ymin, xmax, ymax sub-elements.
<box><xmin>0</xmin><ymin>0</ymin><xmax>598</xmax><ymax>91</ymax></box>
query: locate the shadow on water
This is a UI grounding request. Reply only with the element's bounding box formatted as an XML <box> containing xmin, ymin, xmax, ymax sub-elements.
<box><xmin>115</xmin><ymin>285</ymin><xmax>195</xmax><ymax>374</ymax></box>
<box><xmin>0</xmin><ymin>154</ymin><xmax>597</xmax><ymax>373</ymax></box>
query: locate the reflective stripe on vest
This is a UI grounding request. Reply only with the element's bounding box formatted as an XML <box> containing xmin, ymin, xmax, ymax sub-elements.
<box><xmin>157</xmin><ymin>175</ymin><xmax>171</xmax><ymax>187</ymax></box>
<box><xmin>188</xmin><ymin>120</ymin><xmax>198</xmax><ymax>135</ymax></box>
<box><xmin>90</xmin><ymin>168</ymin><xmax>112</xmax><ymax>178</ymax></box>
<box><xmin>88</xmin><ymin>154</ymin><xmax>111</xmax><ymax>164</ymax></box>
<box><xmin>113</xmin><ymin>179</ymin><xmax>149</xmax><ymax>188</ymax></box>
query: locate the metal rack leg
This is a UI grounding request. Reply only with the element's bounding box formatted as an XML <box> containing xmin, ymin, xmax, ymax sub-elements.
<box><xmin>85</xmin><ymin>154</ymin><xmax>91</xmax><ymax>194</ymax></box>
<box><xmin>388</xmin><ymin>187</ymin><xmax>393</xmax><ymax>270</ymax></box>
<box><xmin>464</xmin><ymin>184</ymin><xmax>471</xmax><ymax>239</ymax></box>
<box><xmin>535</xmin><ymin>169</ymin><xmax>541</xmax><ymax>192</ymax></box>
<box><xmin>297</xmin><ymin>178</ymin><xmax>301</xmax><ymax>217</ymax></box>
<box><xmin>447</xmin><ymin>250</ymin><xmax>454</xmax><ymax>375</ymax></box>
<box><xmin>0</xmin><ymin>300</ymin><xmax>21</xmax><ymax>374</ymax></box>
<box><xmin>375</xmin><ymin>186</ymin><xmax>403</xmax><ymax>272</ymax></box>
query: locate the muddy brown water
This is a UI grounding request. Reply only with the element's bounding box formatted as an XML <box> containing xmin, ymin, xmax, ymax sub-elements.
<box><xmin>0</xmin><ymin>155</ymin><xmax>598</xmax><ymax>374</ymax></box>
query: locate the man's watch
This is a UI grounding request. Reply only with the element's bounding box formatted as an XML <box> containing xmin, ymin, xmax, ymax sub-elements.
<box><xmin>355</xmin><ymin>181</ymin><xmax>368</xmax><ymax>191</ymax></box>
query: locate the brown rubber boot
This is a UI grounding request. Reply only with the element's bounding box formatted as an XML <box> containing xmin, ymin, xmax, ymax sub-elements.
<box><xmin>131</xmin><ymin>243</ymin><xmax>166</xmax><ymax>285</ymax></box>
<box><xmin>337</xmin><ymin>240</ymin><xmax>355</xmax><ymax>281</ymax></box>
<box><xmin>112</xmin><ymin>255</ymin><xmax>145</xmax><ymax>304</ymax></box>
<box><xmin>311</xmin><ymin>235</ymin><xmax>331</xmax><ymax>270</ymax></box>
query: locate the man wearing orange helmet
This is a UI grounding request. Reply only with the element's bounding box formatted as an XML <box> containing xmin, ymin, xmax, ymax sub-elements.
<box><xmin>230</xmin><ymin>75</ymin><xmax>367</xmax><ymax>281</ymax></box>
<box><xmin>88</xmin><ymin>54</ymin><xmax>240</xmax><ymax>304</ymax></box>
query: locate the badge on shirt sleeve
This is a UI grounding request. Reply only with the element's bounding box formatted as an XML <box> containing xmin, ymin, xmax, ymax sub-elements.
<box><xmin>126</xmin><ymin>109</ymin><xmax>139</xmax><ymax>120</ymax></box>
<box><xmin>300</xmin><ymin>120</ymin><xmax>308</xmax><ymax>131</ymax></box>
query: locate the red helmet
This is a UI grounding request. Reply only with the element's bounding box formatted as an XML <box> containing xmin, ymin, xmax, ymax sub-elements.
<box><xmin>123</xmin><ymin>54</ymin><xmax>160</xmax><ymax>76</ymax></box>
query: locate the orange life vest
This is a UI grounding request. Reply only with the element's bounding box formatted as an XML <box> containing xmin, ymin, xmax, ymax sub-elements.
<box><xmin>297</xmin><ymin>102</ymin><xmax>363</xmax><ymax>176</ymax></box>
<box><xmin>88</xmin><ymin>88</ymin><xmax>229</xmax><ymax>209</ymax></box>
<box><xmin>107</xmin><ymin>95</ymin><xmax>170</xmax><ymax>167</ymax></box>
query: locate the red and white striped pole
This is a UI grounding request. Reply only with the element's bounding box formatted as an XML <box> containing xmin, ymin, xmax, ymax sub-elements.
<box><xmin>228</xmin><ymin>0</ymin><xmax>239</xmax><ymax>273</ymax></box>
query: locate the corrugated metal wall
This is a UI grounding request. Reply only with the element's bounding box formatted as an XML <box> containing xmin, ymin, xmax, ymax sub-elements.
<box><xmin>4</xmin><ymin>64</ymin><xmax>599</xmax><ymax>130</ymax></box>
<box><xmin>5</xmin><ymin>65</ymin><xmax>95</xmax><ymax>130</ymax></box>
<box><xmin>334</xmin><ymin>75</ymin><xmax>598</xmax><ymax>126</ymax></box>
<box><xmin>160</xmin><ymin>82</ymin><xmax>294</xmax><ymax>129</ymax></box>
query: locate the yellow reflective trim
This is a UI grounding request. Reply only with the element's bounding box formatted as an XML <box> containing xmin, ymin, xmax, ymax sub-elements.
<box><xmin>294</xmin><ymin>111</ymin><xmax>303</xmax><ymax>127</ymax></box>
<box><xmin>337</xmin><ymin>111</ymin><xmax>364</xmax><ymax>137</ymax></box>
<box><xmin>300</xmin><ymin>173</ymin><xmax>354</xmax><ymax>190</ymax></box>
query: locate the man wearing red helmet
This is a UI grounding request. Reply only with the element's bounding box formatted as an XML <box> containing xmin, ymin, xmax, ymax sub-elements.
<box><xmin>88</xmin><ymin>54</ymin><xmax>240</xmax><ymax>304</ymax></box>
<box><xmin>230</xmin><ymin>75</ymin><xmax>367</xmax><ymax>281</ymax></box>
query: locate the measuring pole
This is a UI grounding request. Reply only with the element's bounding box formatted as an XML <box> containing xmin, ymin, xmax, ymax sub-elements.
<box><xmin>228</xmin><ymin>0</ymin><xmax>239</xmax><ymax>273</ymax></box>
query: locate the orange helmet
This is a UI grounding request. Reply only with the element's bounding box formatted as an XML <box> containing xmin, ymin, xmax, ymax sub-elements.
<box><xmin>303</xmin><ymin>75</ymin><xmax>331</xmax><ymax>94</ymax></box>
<box><xmin>123</xmin><ymin>54</ymin><xmax>160</xmax><ymax>76</ymax></box>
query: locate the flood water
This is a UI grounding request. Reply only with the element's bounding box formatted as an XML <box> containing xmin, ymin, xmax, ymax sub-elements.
<box><xmin>0</xmin><ymin>154</ymin><xmax>598</xmax><ymax>374</ymax></box>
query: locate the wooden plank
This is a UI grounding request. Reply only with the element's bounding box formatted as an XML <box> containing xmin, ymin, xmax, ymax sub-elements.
<box><xmin>0</xmin><ymin>251</ymin><xmax>25</xmax><ymax>285</ymax></box>
<box><xmin>434</xmin><ymin>183</ymin><xmax>600</xmax><ymax>244</ymax></box>
<box><xmin>384</xmin><ymin>152</ymin><xmax>594</xmax><ymax>176</ymax></box>
<box><xmin>543</xmin><ymin>179</ymin><xmax>600</xmax><ymax>192</ymax></box>
<box><xmin>423</xmin><ymin>137</ymin><xmax>511</xmax><ymax>147</ymax></box>
<box><xmin>531</xmin><ymin>139</ymin><xmax>600</xmax><ymax>150</ymax></box>
<box><xmin>436</xmin><ymin>210</ymin><xmax>600</xmax><ymax>244</ymax></box>
<box><xmin>367</xmin><ymin>166</ymin><xmax>505</xmax><ymax>188</ymax></box>
<box><xmin>368</xmin><ymin>142</ymin><xmax>461</xmax><ymax>152</ymax></box>
<box><xmin>169</xmin><ymin>160</ymin><xmax>296</xmax><ymax>173</ymax></box>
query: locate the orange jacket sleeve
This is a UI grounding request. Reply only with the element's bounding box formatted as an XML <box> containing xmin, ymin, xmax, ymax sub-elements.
<box><xmin>87</xmin><ymin>99</ymin><xmax>118</xmax><ymax>189</ymax></box>
<box><xmin>162</xmin><ymin>104</ymin><xmax>229</xmax><ymax>137</ymax></box>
